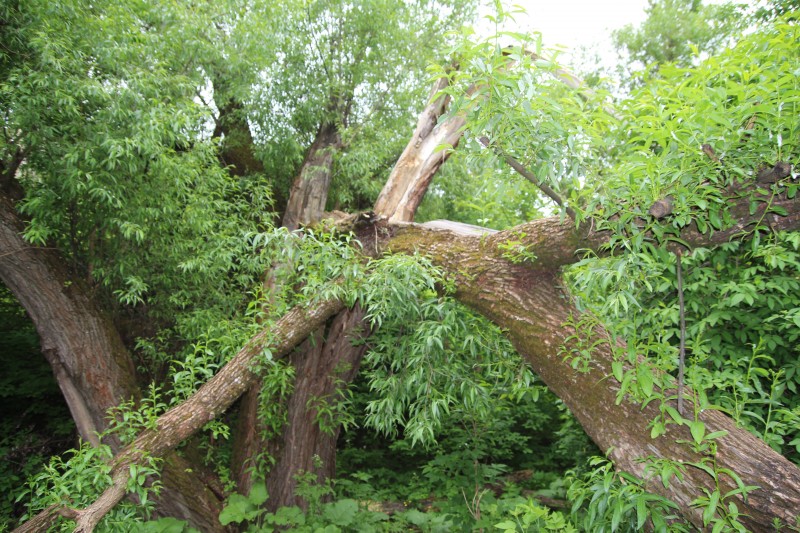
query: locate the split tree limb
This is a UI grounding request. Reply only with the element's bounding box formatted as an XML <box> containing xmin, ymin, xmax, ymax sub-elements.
<box><xmin>373</xmin><ymin>76</ymin><xmax>470</xmax><ymax>223</ymax></box>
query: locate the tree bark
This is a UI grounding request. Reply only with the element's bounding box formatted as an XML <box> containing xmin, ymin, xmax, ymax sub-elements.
<box><xmin>0</xmin><ymin>196</ymin><xmax>137</xmax><ymax>448</ymax></box>
<box><xmin>373</xmin><ymin>76</ymin><xmax>466</xmax><ymax>223</ymax></box>
<box><xmin>382</xmin><ymin>205</ymin><xmax>800</xmax><ymax>529</ymax></box>
<box><xmin>212</xmin><ymin>82</ymin><xmax>264</xmax><ymax>178</ymax></box>
<box><xmin>282</xmin><ymin>122</ymin><xmax>341</xmax><ymax>231</ymax></box>
<box><xmin>0</xmin><ymin>195</ymin><xmax>227</xmax><ymax>531</ymax></box>
<box><xmin>264</xmin><ymin>306</ymin><xmax>370</xmax><ymax>511</ymax></box>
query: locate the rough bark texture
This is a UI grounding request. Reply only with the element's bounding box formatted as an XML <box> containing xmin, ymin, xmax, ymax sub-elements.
<box><xmin>230</xmin><ymin>381</ymin><xmax>263</xmax><ymax>494</ymax></box>
<box><xmin>1</xmin><ymin>196</ymin><xmax>227</xmax><ymax>531</ymax></box>
<box><xmin>282</xmin><ymin>122</ymin><xmax>341</xmax><ymax>231</ymax></box>
<box><xmin>232</xmin><ymin>118</ymin><xmax>346</xmax><ymax>499</ymax></box>
<box><xmin>382</xmin><ymin>209</ymin><xmax>800</xmax><ymax>529</ymax></box>
<box><xmin>265</xmin><ymin>306</ymin><xmax>370</xmax><ymax>511</ymax></box>
<box><xmin>0</xmin><ymin>196</ymin><xmax>137</xmax><ymax>447</ymax></box>
<box><xmin>373</xmin><ymin>77</ymin><xmax>465</xmax><ymax>223</ymax></box>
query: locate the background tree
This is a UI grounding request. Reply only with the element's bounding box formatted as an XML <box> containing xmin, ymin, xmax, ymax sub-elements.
<box><xmin>612</xmin><ymin>0</ymin><xmax>743</xmax><ymax>77</ymax></box>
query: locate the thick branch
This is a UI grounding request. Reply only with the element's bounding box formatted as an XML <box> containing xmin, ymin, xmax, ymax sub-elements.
<box><xmin>45</xmin><ymin>297</ymin><xmax>345</xmax><ymax>533</ymax></box>
<box><xmin>373</xmin><ymin>77</ymin><xmax>468</xmax><ymax>223</ymax></box>
<box><xmin>383</xmin><ymin>213</ymin><xmax>800</xmax><ymax>529</ymax></box>
<box><xmin>473</xmin><ymin>181</ymin><xmax>800</xmax><ymax>270</ymax></box>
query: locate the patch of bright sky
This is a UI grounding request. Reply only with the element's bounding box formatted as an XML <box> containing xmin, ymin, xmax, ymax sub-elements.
<box><xmin>478</xmin><ymin>0</ymin><xmax>650</xmax><ymax>68</ymax></box>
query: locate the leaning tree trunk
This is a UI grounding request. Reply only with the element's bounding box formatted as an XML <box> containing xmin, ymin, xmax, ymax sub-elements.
<box><xmin>383</xmin><ymin>209</ymin><xmax>800</xmax><ymax>530</ymax></box>
<box><xmin>0</xmin><ymin>195</ymin><xmax>227</xmax><ymax>532</ymax></box>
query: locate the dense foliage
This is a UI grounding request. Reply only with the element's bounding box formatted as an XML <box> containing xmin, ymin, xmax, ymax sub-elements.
<box><xmin>2</xmin><ymin>0</ymin><xmax>799</xmax><ymax>531</ymax></box>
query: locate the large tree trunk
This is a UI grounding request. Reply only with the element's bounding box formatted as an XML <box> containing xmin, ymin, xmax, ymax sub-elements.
<box><xmin>233</xmin><ymin>113</ymin><xmax>363</xmax><ymax>508</ymax></box>
<box><xmin>282</xmin><ymin>122</ymin><xmax>341</xmax><ymax>231</ymax></box>
<box><xmin>0</xmin><ymin>195</ymin><xmax>227</xmax><ymax>531</ymax></box>
<box><xmin>383</xmin><ymin>212</ymin><xmax>800</xmax><ymax>530</ymax></box>
<box><xmin>0</xmin><ymin>196</ymin><xmax>137</xmax><ymax>448</ymax></box>
<box><xmin>264</xmin><ymin>306</ymin><xmax>369</xmax><ymax>511</ymax></box>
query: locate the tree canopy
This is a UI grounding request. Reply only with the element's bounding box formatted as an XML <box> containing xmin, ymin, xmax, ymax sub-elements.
<box><xmin>2</xmin><ymin>0</ymin><xmax>800</xmax><ymax>531</ymax></box>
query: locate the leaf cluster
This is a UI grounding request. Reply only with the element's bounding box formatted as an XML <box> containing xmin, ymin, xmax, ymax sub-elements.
<box><xmin>357</xmin><ymin>254</ymin><xmax>536</xmax><ymax>447</ymax></box>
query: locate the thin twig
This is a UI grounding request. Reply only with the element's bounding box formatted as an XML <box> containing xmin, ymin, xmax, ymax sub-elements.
<box><xmin>478</xmin><ymin>136</ymin><xmax>577</xmax><ymax>221</ymax></box>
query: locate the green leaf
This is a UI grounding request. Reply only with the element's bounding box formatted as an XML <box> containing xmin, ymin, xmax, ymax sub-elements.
<box><xmin>703</xmin><ymin>490</ymin><xmax>720</xmax><ymax>525</ymax></box>
<box><xmin>612</xmin><ymin>360</ymin><xmax>624</xmax><ymax>382</ymax></box>
<box><xmin>690</xmin><ymin>420</ymin><xmax>706</xmax><ymax>444</ymax></box>
<box><xmin>650</xmin><ymin>420</ymin><xmax>665</xmax><ymax>439</ymax></box>
<box><xmin>219</xmin><ymin>494</ymin><xmax>250</xmax><ymax>525</ymax></box>
<box><xmin>637</xmin><ymin>364</ymin><xmax>654</xmax><ymax>397</ymax></box>
<box><xmin>322</xmin><ymin>498</ymin><xmax>359</xmax><ymax>526</ymax></box>
<box><xmin>249</xmin><ymin>481</ymin><xmax>268</xmax><ymax>506</ymax></box>
<box><xmin>636</xmin><ymin>497</ymin><xmax>647</xmax><ymax>529</ymax></box>
<box><xmin>703</xmin><ymin>430</ymin><xmax>729</xmax><ymax>441</ymax></box>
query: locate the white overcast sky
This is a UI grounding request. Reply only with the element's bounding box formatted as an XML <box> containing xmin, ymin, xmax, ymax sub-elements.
<box><xmin>514</xmin><ymin>0</ymin><xmax>649</xmax><ymax>50</ymax></box>
<box><xmin>477</xmin><ymin>0</ymin><xmax>651</xmax><ymax>66</ymax></box>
